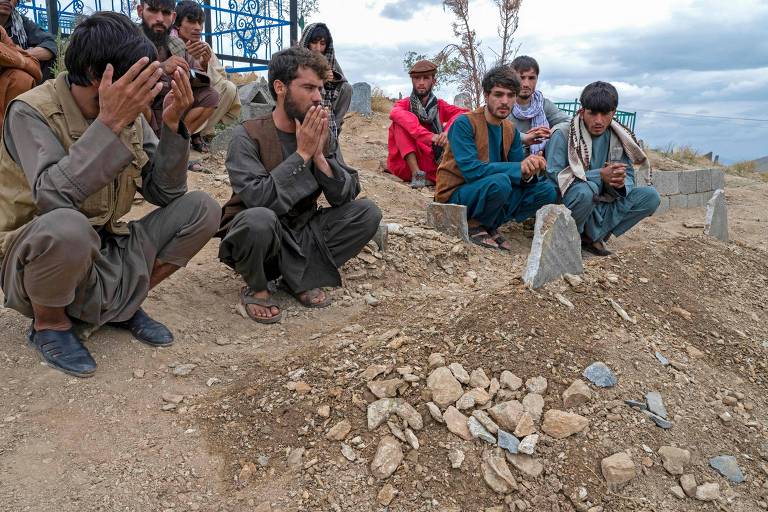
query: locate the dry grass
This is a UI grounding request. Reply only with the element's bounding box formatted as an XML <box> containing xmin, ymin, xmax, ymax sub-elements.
<box><xmin>371</xmin><ymin>87</ymin><xmax>393</xmax><ymax>114</ymax></box>
<box><xmin>656</xmin><ymin>144</ymin><xmax>717</xmax><ymax>167</ymax></box>
<box><xmin>726</xmin><ymin>160</ymin><xmax>768</xmax><ymax>183</ymax></box>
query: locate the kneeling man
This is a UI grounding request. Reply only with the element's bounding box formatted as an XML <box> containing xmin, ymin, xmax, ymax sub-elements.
<box><xmin>546</xmin><ymin>81</ymin><xmax>660</xmax><ymax>256</ymax></box>
<box><xmin>218</xmin><ymin>47</ymin><xmax>381</xmax><ymax>324</ymax></box>
<box><xmin>435</xmin><ymin>66</ymin><xmax>557</xmax><ymax>250</ymax></box>
<box><xmin>0</xmin><ymin>13</ymin><xmax>221</xmax><ymax>377</ymax></box>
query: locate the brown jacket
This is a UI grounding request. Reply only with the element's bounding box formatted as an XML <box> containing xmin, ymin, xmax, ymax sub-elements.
<box><xmin>434</xmin><ymin>107</ymin><xmax>516</xmax><ymax>203</ymax></box>
<box><xmin>0</xmin><ymin>26</ymin><xmax>41</xmax><ymax>81</ymax></box>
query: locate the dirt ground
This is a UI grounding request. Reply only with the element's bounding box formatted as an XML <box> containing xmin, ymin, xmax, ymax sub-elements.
<box><xmin>0</xmin><ymin>113</ymin><xmax>766</xmax><ymax>512</ymax></box>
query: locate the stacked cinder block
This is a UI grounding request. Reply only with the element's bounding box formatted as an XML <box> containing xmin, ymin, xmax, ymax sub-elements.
<box><xmin>653</xmin><ymin>168</ymin><xmax>725</xmax><ymax>214</ymax></box>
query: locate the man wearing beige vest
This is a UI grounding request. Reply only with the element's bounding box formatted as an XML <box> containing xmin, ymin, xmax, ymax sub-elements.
<box><xmin>217</xmin><ymin>47</ymin><xmax>381</xmax><ymax>324</ymax></box>
<box><xmin>435</xmin><ymin>66</ymin><xmax>557</xmax><ymax>250</ymax></box>
<box><xmin>0</xmin><ymin>12</ymin><xmax>220</xmax><ymax>377</ymax></box>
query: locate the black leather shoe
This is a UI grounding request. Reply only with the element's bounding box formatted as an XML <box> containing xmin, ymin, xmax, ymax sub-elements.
<box><xmin>27</xmin><ymin>326</ymin><xmax>97</xmax><ymax>378</ymax></box>
<box><xmin>108</xmin><ymin>308</ymin><xmax>174</xmax><ymax>347</ymax></box>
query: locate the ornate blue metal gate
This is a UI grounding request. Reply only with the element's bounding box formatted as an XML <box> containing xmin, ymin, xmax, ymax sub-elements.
<box><xmin>17</xmin><ymin>0</ymin><xmax>297</xmax><ymax>72</ymax></box>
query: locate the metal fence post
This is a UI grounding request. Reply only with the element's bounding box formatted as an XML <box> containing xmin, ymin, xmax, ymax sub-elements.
<box><xmin>202</xmin><ymin>0</ymin><xmax>213</xmax><ymax>48</ymax></box>
<box><xmin>46</xmin><ymin>0</ymin><xmax>59</xmax><ymax>35</ymax></box>
<box><xmin>289</xmin><ymin>0</ymin><xmax>298</xmax><ymax>46</ymax></box>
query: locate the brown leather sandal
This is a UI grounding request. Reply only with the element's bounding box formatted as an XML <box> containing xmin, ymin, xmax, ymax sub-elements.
<box><xmin>239</xmin><ymin>287</ymin><xmax>282</xmax><ymax>324</ymax></box>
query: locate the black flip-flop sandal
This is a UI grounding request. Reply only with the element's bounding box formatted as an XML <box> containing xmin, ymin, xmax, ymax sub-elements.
<box><xmin>581</xmin><ymin>240</ymin><xmax>613</xmax><ymax>257</ymax></box>
<box><xmin>468</xmin><ymin>226</ymin><xmax>499</xmax><ymax>249</ymax></box>
<box><xmin>239</xmin><ymin>287</ymin><xmax>282</xmax><ymax>324</ymax></box>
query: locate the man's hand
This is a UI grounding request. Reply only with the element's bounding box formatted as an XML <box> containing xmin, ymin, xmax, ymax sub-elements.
<box><xmin>521</xmin><ymin>154</ymin><xmax>547</xmax><ymax>181</ymax></box>
<box><xmin>26</xmin><ymin>46</ymin><xmax>54</xmax><ymax>62</ymax></box>
<box><xmin>521</xmin><ymin>126</ymin><xmax>551</xmax><ymax>146</ymax></box>
<box><xmin>161</xmin><ymin>56</ymin><xmax>190</xmax><ymax>75</ymax></box>
<box><xmin>162</xmin><ymin>69</ymin><xmax>194</xmax><ymax>133</ymax></box>
<box><xmin>295</xmin><ymin>105</ymin><xmax>326</xmax><ymax>162</ymax></box>
<box><xmin>325</xmin><ymin>69</ymin><xmax>334</xmax><ymax>81</ymax></box>
<box><xmin>431</xmin><ymin>132</ymin><xmax>448</xmax><ymax>147</ymax></box>
<box><xmin>599</xmin><ymin>162</ymin><xmax>627</xmax><ymax>188</ymax></box>
<box><xmin>186</xmin><ymin>40</ymin><xmax>212</xmax><ymax>66</ymax></box>
<box><xmin>312</xmin><ymin>107</ymin><xmax>334</xmax><ymax>177</ymax></box>
<box><xmin>96</xmin><ymin>57</ymin><xmax>163</xmax><ymax>135</ymax></box>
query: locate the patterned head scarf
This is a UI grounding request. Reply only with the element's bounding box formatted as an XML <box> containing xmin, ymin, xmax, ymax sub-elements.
<box><xmin>299</xmin><ymin>22</ymin><xmax>342</xmax><ymax>138</ymax></box>
<box><xmin>9</xmin><ymin>10</ymin><xmax>28</xmax><ymax>48</ymax></box>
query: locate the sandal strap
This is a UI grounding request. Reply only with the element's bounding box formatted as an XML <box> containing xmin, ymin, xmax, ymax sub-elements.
<box><xmin>240</xmin><ymin>287</ymin><xmax>279</xmax><ymax>309</ymax></box>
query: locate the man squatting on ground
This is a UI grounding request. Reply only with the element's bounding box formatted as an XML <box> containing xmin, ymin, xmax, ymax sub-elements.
<box><xmin>217</xmin><ymin>47</ymin><xmax>381</xmax><ymax>324</ymax></box>
<box><xmin>435</xmin><ymin>66</ymin><xmax>557</xmax><ymax>250</ymax></box>
<box><xmin>0</xmin><ymin>12</ymin><xmax>220</xmax><ymax>377</ymax></box>
<box><xmin>508</xmin><ymin>55</ymin><xmax>571</xmax><ymax>157</ymax></box>
<box><xmin>138</xmin><ymin>0</ymin><xmax>219</xmax><ymax>140</ymax></box>
<box><xmin>386</xmin><ymin>59</ymin><xmax>466</xmax><ymax>189</ymax></box>
<box><xmin>173</xmin><ymin>0</ymin><xmax>242</xmax><ymax>153</ymax></box>
<box><xmin>300</xmin><ymin>22</ymin><xmax>352</xmax><ymax>140</ymax></box>
<box><xmin>546</xmin><ymin>81</ymin><xmax>660</xmax><ymax>256</ymax></box>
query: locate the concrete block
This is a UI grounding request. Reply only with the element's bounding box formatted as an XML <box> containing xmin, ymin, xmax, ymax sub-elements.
<box><xmin>711</xmin><ymin>169</ymin><xmax>725</xmax><ymax>190</ymax></box>
<box><xmin>678</xmin><ymin>171</ymin><xmax>698</xmax><ymax>194</ymax></box>
<box><xmin>655</xmin><ymin>195</ymin><xmax>670</xmax><ymax>215</ymax></box>
<box><xmin>696</xmin><ymin>169</ymin><xmax>712</xmax><ymax>192</ymax></box>
<box><xmin>669</xmin><ymin>194</ymin><xmax>688</xmax><ymax>209</ymax></box>
<box><xmin>686</xmin><ymin>192</ymin><xmax>707</xmax><ymax>208</ymax></box>
<box><xmin>238</xmin><ymin>78</ymin><xmax>275</xmax><ymax>122</ymax></box>
<box><xmin>426</xmin><ymin>202</ymin><xmax>469</xmax><ymax>242</ymax></box>
<box><xmin>653</xmin><ymin>171</ymin><xmax>679</xmax><ymax>196</ymax></box>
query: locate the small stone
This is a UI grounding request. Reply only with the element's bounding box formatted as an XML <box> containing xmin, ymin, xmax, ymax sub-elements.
<box><xmin>542</xmin><ymin>410</ymin><xmax>589</xmax><ymax>439</ymax></box>
<box><xmin>497</xmin><ymin>429</ymin><xmax>519</xmax><ymax>455</ymax></box>
<box><xmin>601</xmin><ymin>452</ymin><xmax>637</xmax><ymax>490</ymax></box>
<box><xmin>644</xmin><ymin>410</ymin><xmax>673</xmax><ymax>429</ymax></box>
<box><xmin>670</xmin><ymin>486</ymin><xmax>685</xmax><ymax>499</ymax></box>
<box><xmin>505</xmin><ymin>453</ymin><xmax>544</xmax><ymax>478</ymax></box>
<box><xmin>317</xmin><ymin>405</ymin><xmax>331</xmax><ymax>418</ymax></box>
<box><xmin>377</xmin><ymin>483</ymin><xmax>397</xmax><ymax>506</ymax></box>
<box><xmin>472</xmin><ymin>410</ymin><xmax>499</xmax><ymax>434</ymax></box>
<box><xmin>719</xmin><ymin>411</ymin><xmax>733</xmax><ymax>423</ymax></box>
<box><xmin>655</xmin><ymin>351</ymin><xmax>670</xmax><ymax>366</ymax></box>
<box><xmin>427</xmin><ymin>367</ymin><xmax>464</xmax><ymax>408</ymax></box>
<box><xmin>469</xmin><ymin>368</ymin><xmax>491</xmax><ymax>389</ymax></box>
<box><xmin>455</xmin><ymin>392</ymin><xmax>476</xmax><ymax>410</ymax></box>
<box><xmin>340</xmin><ymin>443</ymin><xmax>356</xmax><ymax>461</ymax></box>
<box><xmin>672</xmin><ymin>306</ymin><xmax>693</xmax><ymax>321</ymax></box>
<box><xmin>370</xmin><ymin>436</ymin><xmax>403</xmax><ymax>480</ymax></box>
<box><xmin>481</xmin><ymin>449</ymin><xmax>518</xmax><ymax>494</ymax></box>
<box><xmin>468</xmin><ymin>387</ymin><xmax>492</xmax><ymax>406</ymax></box>
<box><xmin>443</xmin><ymin>406</ymin><xmax>473</xmax><ymax>441</ymax></box>
<box><xmin>488</xmin><ymin>378</ymin><xmax>500</xmax><ymax>398</ymax></box>
<box><xmin>555</xmin><ymin>293</ymin><xmax>574</xmax><ymax>308</ymax></box>
<box><xmin>518</xmin><ymin>434</ymin><xmax>539</xmax><ymax>455</ymax></box>
<box><xmin>468</xmin><ymin>416</ymin><xmax>496</xmax><ymax>444</ymax></box>
<box><xmin>367</xmin><ymin>398</ymin><xmax>399</xmax><ymax>430</ymax></box>
<box><xmin>172</xmin><ymin>363</ymin><xmax>197</xmax><ymax>376</ymax></box>
<box><xmin>160</xmin><ymin>403</ymin><xmax>177</xmax><ymax>411</ymax></box>
<box><xmin>448</xmin><ymin>448</ymin><xmax>465</xmax><ymax>469</ymax></box>
<box><xmin>522</xmin><ymin>393</ymin><xmax>544</xmax><ymax>422</ymax></box>
<box><xmin>645</xmin><ymin>391</ymin><xmax>668</xmax><ymax>419</ymax></box>
<box><xmin>525</xmin><ymin>376</ymin><xmax>548</xmax><ymax>395</ymax></box>
<box><xmin>448</xmin><ymin>363</ymin><xmax>470</xmax><ymax>384</ymax></box>
<box><xmin>680</xmin><ymin>474</ymin><xmax>697</xmax><ymax>497</ymax></box>
<box><xmin>426</xmin><ymin>402</ymin><xmax>444</xmax><ymax>423</ymax></box>
<box><xmin>583</xmin><ymin>362</ymin><xmax>617</xmax><ymax>387</ymax></box>
<box><xmin>489</xmin><ymin>400</ymin><xmax>524</xmax><ymax>432</ymax></box>
<box><xmin>395</xmin><ymin>401</ymin><xmax>423</xmax><ymax>430</ymax></box>
<box><xmin>367</xmin><ymin>378</ymin><xmax>405</xmax><ymax>399</ymax></box>
<box><xmin>695</xmin><ymin>482</ymin><xmax>720</xmax><ymax>501</ymax></box>
<box><xmin>361</xmin><ymin>364</ymin><xmax>388</xmax><ymax>381</ymax></box>
<box><xmin>133</xmin><ymin>369</ymin><xmax>145</xmax><ymax>379</ymax></box>
<box><xmin>499</xmin><ymin>370</ymin><xmax>522</xmax><ymax>391</ymax></box>
<box><xmin>514</xmin><ymin>413</ymin><xmax>536</xmax><ymax>438</ymax></box>
<box><xmin>326</xmin><ymin>419</ymin><xmax>352</xmax><ymax>441</ymax></box>
<box><xmin>286</xmin><ymin>447</ymin><xmax>305</xmax><ymax>471</ymax></box>
<box><xmin>564</xmin><ymin>273</ymin><xmax>583</xmax><ymax>287</ymax></box>
<box><xmin>428</xmin><ymin>353</ymin><xmax>446</xmax><ymax>369</ymax></box>
<box><xmin>161</xmin><ymin>392</ymin><xmax>184</xmax><ymax>404</ymax></box>
<box><xmin>522</xmin><ymin>204</ymin><xmax>584</xmax><ymax>288</ymax></box>
<box><xmin>364</xmin><ymin>294</ymin><xmax>380</xmax><ymax>306</ymax></box>
<box><xmin>659</xmin><ymin>446</ymin><xmax>690</xmax><ymax>475</ymax></box>
<box><xmin>237</xmin><ymin>462</ymin><xmax>257</xmax><ymax>488</ymax></box>
<box><xmin>286</xmin><ymin>381</ymin><xmax>311</xmax><ymax>394</ymax></box>
<box><xmin>404</xmin><ymin>429</ymin><xmax>419</xmax><ymax>450</ymax></box>
<box><xmin>686</xmin><ymin>345</ymin><xmax>704</xmax><ymax>359</ymax></box>
<box><xmin>709</xmin><ymin>455</ymin><xmax>745</xmax><ymax>483</ymax></box>
<box><xmin>388</xmin><ymin>420</ymin><xmax>406</xmax><ymax>442</ymax></box>
<box><xmin>562</xmin><ymin>380</ymin><xmax>592</xmax><ymax>408</ymax></box>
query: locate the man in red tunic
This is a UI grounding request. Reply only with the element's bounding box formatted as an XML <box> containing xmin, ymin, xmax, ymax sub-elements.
<box><xmin>386</xmin><ymin>60</ymin><xmax>466</xmax><ymax>188</ymax></box>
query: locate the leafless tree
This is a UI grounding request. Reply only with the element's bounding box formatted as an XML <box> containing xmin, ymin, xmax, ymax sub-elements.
<box><xmin>495</xmin><ymin>0</ymin><xmax>522</xmax><ymax>66</ymax></box>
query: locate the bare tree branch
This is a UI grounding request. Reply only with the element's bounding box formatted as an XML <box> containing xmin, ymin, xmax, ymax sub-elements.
<box><xmin>495</xmin><ymin>0</ymin><xmax>522</xmax><ymax>66</ymax></box>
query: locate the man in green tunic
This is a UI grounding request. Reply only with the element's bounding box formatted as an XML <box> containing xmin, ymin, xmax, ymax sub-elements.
<box><xmin>0</xmin><ymin>13</ymin><xmax>220</xmax><ymax>377</ymax></box>
<box><xmin>546</xmin><ymin>81</ymin><xmax>660</xmax><ymax>256</ymax></box>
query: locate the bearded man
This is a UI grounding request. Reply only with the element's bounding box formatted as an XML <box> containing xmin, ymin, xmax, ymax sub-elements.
<box><xmin>508</xmin><ymin>55</ymin><xmax>571</xmax><ymax>157</ymax></box>
<box><xmin>137</xmin><ymin>0</ymin><xmax>218</xmax><ymax>138</ymax></box>
<box><xmin>435</xmin><ymin>66</ymin><xmax>557</xmax><ymax>250</ymax></box>
<box><xmin>386</xmin><ymin>60</ymin><xmax>466</xmax><ymax>188</ymax></box>
<box><xmin>216</xmin><ymin>47</ymin><xmax>381</xmax><ymax>324</ymax></box>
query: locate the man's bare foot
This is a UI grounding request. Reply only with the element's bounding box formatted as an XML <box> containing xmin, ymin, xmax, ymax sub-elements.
<box><xmin>241</xmin><ymin>288</ymin><xmax>281</xmax><ymax>321</ymax></box>
<box><xmin>294</xmin><ymin>288</ymin><xmax>332</xmax><ymax>308</ymax></box>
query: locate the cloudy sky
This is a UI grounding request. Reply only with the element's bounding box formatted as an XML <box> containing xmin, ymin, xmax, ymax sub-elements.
<box><xmin>304</xmin><ymin>0</ymin><xmax>768</xmax><ymax>163</ymax></box>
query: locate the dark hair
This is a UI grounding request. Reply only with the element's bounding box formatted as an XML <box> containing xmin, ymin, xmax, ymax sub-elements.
<box><xmin>174</xmin><ymin>0</ymin><xmax>204</xmax><ymax>27</ymax></box>
<box><xmin>66</xmin><ymin>11</ymin><xmax>158</xmax><ymax>86</ymax></box>
<box><xmin>511</xmin><ymin>55</ymin><xmax>539</xmax><ymax>76</ymax></box>
<box><xmin>142</xmin><ymin>0</ymin><xmax>176</xmax><ymax>11</ymax></box>
<box><xmin>580</xmin><ymin>81</ymin><xmax>619</xmax><ymax>113</ymax></box>
<box><xmin>481</xmin><ymin>65</ymin><xmax>520</xmax><ymax>95</ymax></box>
<box><xmin>306</xmin><ymin>24</ymin><xmax>332</xmax><ymax>46</ymax></box>
<box><xmin>268</xmin><ymin>47</ymin><xmax>330</xmax><ymax>99</ymax></box>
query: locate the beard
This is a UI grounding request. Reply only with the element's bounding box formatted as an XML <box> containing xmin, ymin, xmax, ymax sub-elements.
<box><xmin>284</xmin><ymin>88</ymin><xmax>307</xmax><ymax>123</ymax></box>
<box><xmin>141</xmin><ymin>21</ymin><xmax>170</xmax><ymax>47</ymax></box>
<box><xmin>487</xmin><ymin>103</ymin><xmax>510</xmax><ymax>120</ymax></box>
<box><xmin>413</xmin><ymin>84</ymin><xmax>433</xmax><ymax>99</ymax></box>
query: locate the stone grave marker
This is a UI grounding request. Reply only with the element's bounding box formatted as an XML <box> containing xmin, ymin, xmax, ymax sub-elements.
<box><xmin>522</xmin><ymin>205</ymin><xmax>583</xmax><ymax>288</ymax></box>
<box><xmin>426</xmin><ymin>202</ymin><xmax>469</xmax><ymax>242</ymax></box>
<box><xmin>351</xmin><ymin>82</ymin><xmax>372</xmax><ymax>115</ymax></box>
<box><xmin>704</xmin><ymin>189</ymin><xmax>728</xmax><ymax>242</ymax></box>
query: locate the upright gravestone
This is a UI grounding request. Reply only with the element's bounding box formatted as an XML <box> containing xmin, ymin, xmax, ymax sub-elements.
<box><xmin>238</xmin><ymin>77</ymin><xmax>274</xmax><ymax>121</ymax></box>
<box><xmin>704</xmin><ymin>189</ymin><xmax>728</xmax><ymax>242</ymax></box>
<box><xmin>350</xmin><ymin>82</ymin><xmax>372</xmax><ymax>115</ymax></box>
<box><xmin>426</xmin><ymin>202</ymin><xmax>469</xmax><ymax>242</ymax></box>
<box><xmin>522</xmin><ymin>205</ymin><xmax>583</xmax><ymax>288</ymax></box>
<box><xmin>454</xmin><ymin>93</ymin><xmax>471</xmax><ymax>110</ymax></box>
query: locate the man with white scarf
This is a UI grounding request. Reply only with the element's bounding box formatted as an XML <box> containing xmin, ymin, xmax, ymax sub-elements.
<box><xmin>546</xmin><ymin>81</ymin><xmax>660</xmax><ymax>256</ymax></box>
<box><xmin>508</xmin><ymin>56</ymin><xmax>570</xmax><ymax>157</ymax></box>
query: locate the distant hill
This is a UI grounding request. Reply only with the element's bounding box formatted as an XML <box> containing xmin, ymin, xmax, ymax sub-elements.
<box><xmin>752</xmin><ymin>155</ymin><xmax>768</xmax><ymax>172</ymax></box>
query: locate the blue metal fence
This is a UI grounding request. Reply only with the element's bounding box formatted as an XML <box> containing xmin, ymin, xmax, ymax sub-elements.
<box><xmin>16</xmin><ymin>0</ymin><xmax>295</xmax><ymax>72</ymax></box>
<box><xmin>554</xmin><ymin>99</ymin><xmax>637</xmax><ymax>132</ymax></box>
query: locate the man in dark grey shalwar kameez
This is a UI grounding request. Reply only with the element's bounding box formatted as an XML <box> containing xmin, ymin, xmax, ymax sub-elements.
<box><xmin>217</xmin><ymin>47</ymin><xmax>381</xmax><ymax>324</ymax></box>
<box><xmin>0</xmin><ymin>13</ymin><xmax>220</xmax><ymax>377</ymax></box>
